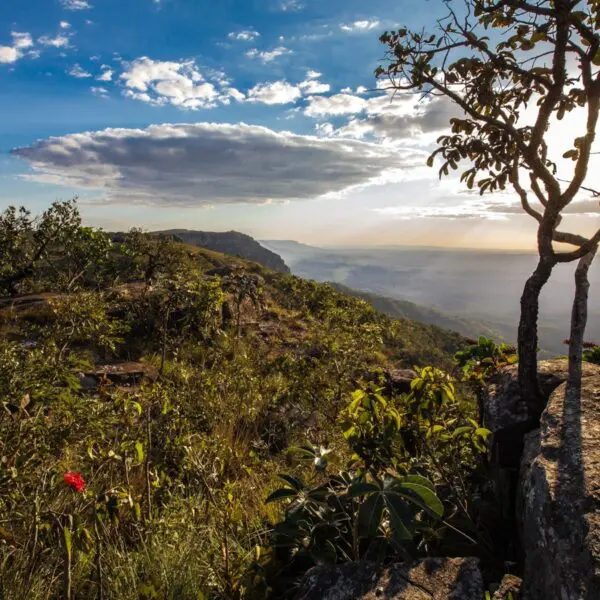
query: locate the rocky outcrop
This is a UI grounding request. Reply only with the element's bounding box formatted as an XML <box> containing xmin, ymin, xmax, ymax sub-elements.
<box><xmin>294</xmin><ymin>558</ymin><xmax>484</xmax><ymax>600</ymax></box>
<box><xmin>155</xmin><ymin>229</ymin><xmax>291</xmax><ymax>273</ymax></box>
<box><xmin>386</xmin><ymin>368</ymin><xmax>417</xmax><ymax>395</ymax></box>
<box><xmin>519</xmin><ymin>377</ymin><xmax>600</xmax><ymax>599</ymax></box>
<box><xmin>80</xmin><ymin>362</ymin><xmax>158</xmax><ymax>389</ymax></box>
<box><xmin>482</xmin><ymin>360</ymin><xmax>600</xmax><ymax>599</ymax></box>
<box><xmin>492</xmin><ymin>574</ymin><xmax>522</xmax><ymax>599</ymax></box>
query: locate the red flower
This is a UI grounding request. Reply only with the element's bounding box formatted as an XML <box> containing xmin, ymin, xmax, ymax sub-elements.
<box><xmin>63</xmin><ymin>472</ymin><xmax>86</xmax><ymax>493</ymax></box>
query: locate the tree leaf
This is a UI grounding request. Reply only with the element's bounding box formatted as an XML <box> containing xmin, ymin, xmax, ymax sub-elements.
<box><xmin>358</xmin><ymin>492</ymin><xmax>384</xmax><ymax>538</ymax></box>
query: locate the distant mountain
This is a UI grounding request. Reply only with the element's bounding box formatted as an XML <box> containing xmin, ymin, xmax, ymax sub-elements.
<box><xmin>156</xmin><ymin>230</ymin><xmax>290</xmax><ymax>273</ymax></box>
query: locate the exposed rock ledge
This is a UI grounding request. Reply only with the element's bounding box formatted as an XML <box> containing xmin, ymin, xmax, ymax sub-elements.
<box><xmin>519</xmin><ymin>376</ymin><xmax>600</xmax><ymax>599</ymax></box>
<box><xmin>294</xmin><ymin>558</ymin><xmax>484</xmax><ymax>600</ymax></box>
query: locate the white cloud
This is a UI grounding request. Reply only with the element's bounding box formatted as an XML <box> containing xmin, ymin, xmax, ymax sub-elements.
<box><xmin>0</xmin><ymin>46</ymin><xmax>19</xmax><ymax>64</ymax></box>
<box><xmin>38</xmin><ymin>34</ymin><xmax>71</xmax><ymax>48</ymax></box>
<box><xmin>304</xmin><ymin>93</ymin><xmax>367</xmax><ymax>117</ymax></box>
<box><xmin>228</xmin><ymin>29</ymin><xmax>260</xmax><ymax>41</ymax></box>
<box><xmin>12</xmin><ymin>123</ymin><xmax>411</xmax><ymax>206</ymax></box>
<box><xmin>61</xmin><ymin>0</ymin><xmax>92</xmax><ymax>9</ymax></box>
<box><xmin>60</xmin><ymin>21</ymin><xmax>71</xmax><ymax>29</ymax></box>
<box><xmin>120</xmin><ymin>57</ymin><xmax>232</xmax><ymax>110</ymax></box>
<box><xmin>97</xmin><ymin>66</ymin><xmax>113</xmax><ymax>81</ymax></box>
<box><xmin>306</xmin><ymin>69</ymin><xmax>321</xmax><ymax>79</ymax></box>
<box><xmin>299</xmin><ymin>78</ymin><xmax>331</xmax><ymax>95</ymax></box>
<box><xmin>248</xmin><ymin>80</ymin><xmax>302</xmax><ymax>105</ymax></box>
<box><xmin>245</xmin><ymin>46</ymin><xmax>291</xmax><ymax>63</ymax></box>
<box><xmin>278</xmin><ymin>0</ymin><xmax>304</xmax><ymax>11</ymax></box>
<box><xmin>90</xmin><ymin>86</ymin><xmax>109</xmax><ymax>96</ymax></box>
<box><xmin>68</xmin><ymin>63</ymin><xmax>92</xmax><ymax>78</ymax></box>
<box><xmin>0</xmin><ymin>32</ymin><xmax>35</xmax><ymax>64</ymax></box>
<box><xmin>12</xmin><ymin>32</ymin><xmax>33</xmax><ymax>50</ymax></box>
<box><xmin>340</xmin><ymin>20</ymin><xmax>381</xmax><ymax>33</ymax></box>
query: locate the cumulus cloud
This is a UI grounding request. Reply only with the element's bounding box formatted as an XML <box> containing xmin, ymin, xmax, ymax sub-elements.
<box><xmin>68</xmin><ymin>63</ymin><xmax>92</xmax><ymax>78</ymax></box>
<box><xmin>247</xmin><ymin>80</ymin><xmax>302</xmax><ymax>105</ymax></box>
<box><xmin>228</xmin><ymin>29</ymin><xmax>260</xmax><ymax>41</ymax></box>
<box><xmin>0</xmin><ymin>32</ymin><xmax>35</xmax><ymax>64</ymax></box>
<box><xmin>0</xmin><ymin>47</ymin><xmax>19</xmax><ymax>64</ymax></box>
<box><xmin>12</xmin><ymin>32</ymin><xmax>33</xmax><ymax>50</ymax></box>
<box><xmin>90</xmin><ymin>86</ymin><xmax>109</xmax><ymax>96</ymax></box>
<box><xmin>12</xmin><ymin>123</ymin><xmax>412</xmax><ymax>206</ymax></box>
<box><xmin>97</xmin><ymin>66</ymin><xmax>113</xmax><ymax>81</ymax></box>
<box><xmin>245</xmin><ymin>46</ymin><xmax>291</xmax><ymax>63</ymax></box>
<box><xmin>340</xmin><ymin>20</ymin><xmax>381</xmax><ymax>32</ymax></box>
<box><xmin>38</xmin><ymin>34</ymin><xmax>71</xmax><ymax>48</ymax></box>
<box><xmin>299</xmin><ymin>71</ymin><xmax>330</xmax><ymax>94</ymax></box>
<box><xmin>61</xmin><ymin>0</ymin><xmax>92</xmax><ymax>9</ymax></box>
<box><xmin>120</xmin><ymin>57</ymin><xmax>235</xmax><ymax>110</ymax></box>
<box><xmin>308</xmin><ymin>88</ymin><xmax>458</xmax><ymax>142</ymax></box>
<box><xmin>304</xmin><ymin>93</ymin><xmax>367</xmax><ymax>117</ymax></box>
<box><xmin>60</xmin><ymin>21</ymin><xmax>71</xmax><ymax>29</ymax></box>
<box><xmin>278</xmin><ymin>0</ymin><xmax>304</xmax><ymax>11</ymax></box>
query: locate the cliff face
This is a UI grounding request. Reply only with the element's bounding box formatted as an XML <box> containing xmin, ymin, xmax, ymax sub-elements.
<box><xmin>156</xmin><ymin>229</ymin><xmax>290</xmax><ymax>273</ymax></box>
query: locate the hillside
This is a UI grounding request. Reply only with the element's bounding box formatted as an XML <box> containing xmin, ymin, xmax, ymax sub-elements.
<box><xmin>0</xmin><ymin>206</ymin><xmax>474</xmax><ymax>599</ymax></box>
<box><xmin>157</xmin><ymin>229</ymin><xmax>290</xmax><ymax>273</ymax></box>
<box><xmin>330</xmin><ymin>282</ymin><xmax>502</xmax><ymax>341</ymax></box>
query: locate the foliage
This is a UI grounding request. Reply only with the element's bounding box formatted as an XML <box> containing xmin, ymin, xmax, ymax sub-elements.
<box><xmin>262</xmin><ymin>367</ymin><xmax>490</xmax><ymax>596</ymax></box>
<box><xmin>454</xmin><ymin>336</ymin><xmax>518</xmax><ymax>382</ymax></box>
<box><xmin>0</xmin><ymin>202</ymin><xmax>488</xmax><ymax>599</ymax></box>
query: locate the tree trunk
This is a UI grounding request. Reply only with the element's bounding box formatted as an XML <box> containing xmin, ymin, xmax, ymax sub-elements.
<box><xmin>518</xmin><ymin>256</ymin><xmax>555</xmax><ymax>421</ymax></box>
<box><xmin>568</xmin><ymin>249</ymin><xmax>597</xmax><ymax>390</ymax></box>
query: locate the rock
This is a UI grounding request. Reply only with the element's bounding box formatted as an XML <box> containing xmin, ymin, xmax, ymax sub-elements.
<box><xmin>519</xmin><ymin>377</ymin><xmax>600</xmax><ymax>599</ymax></box>
<box><xmin>81</xmin><ymin>362</ymin><xmax>158</xmax><ymax>388</ymax></box>
<box><xmin>483</xmin><ymin>360</ymin><xmax>600</xmax><ymax>469</ymax></box>
<box><xmin>492</xmin><ymin>574</ymin><xmax>522</xmax><ymax>599</ymax></box>
<box><xmin>294</xmin><ymin>558</ymin><xmax>484</xmax><ymax>600</ymax></box>
<box><xmin>206</xmin><ymin>265</ymin><xmax>235</xmax><ymax>277</ymax></box>
<box><xmin>484</xmin><ymin>359</ymin><xmax>600</xmax><ymax>437</ymax></box>
<box><xmin>386</xmin><ymin>368</ymin><xmax>417</xmax><ymax>395</ymax></box>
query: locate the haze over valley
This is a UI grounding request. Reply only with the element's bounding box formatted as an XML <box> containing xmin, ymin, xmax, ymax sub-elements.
<box><xmin>262</xmin><ymin>240</ymin><xmax>600</xmax><ymax>353</ymax></box>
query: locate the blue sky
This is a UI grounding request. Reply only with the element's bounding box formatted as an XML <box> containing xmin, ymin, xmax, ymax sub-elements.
<box><xmin>1</xmin><ymin>0</ymin><xmax>598</xmax><ymax>247</ymax></box>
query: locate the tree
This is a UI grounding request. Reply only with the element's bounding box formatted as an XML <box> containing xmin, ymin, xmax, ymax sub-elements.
<box><xmin>0</xmin><ymin>199</ymin><xmax>81</xmax><ymax>294</ymax></box>
<box><xmin>377</xmin><ymin>0</ymin><xmax>600</xmax><ymax>419</ymax></box>
<box><xmin>122</xmin><ymin>229</ymin><xmax>190</xmax><ymax>285</ymax></box>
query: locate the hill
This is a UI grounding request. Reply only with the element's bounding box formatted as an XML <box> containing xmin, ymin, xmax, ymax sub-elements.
<box><xmin>330</xmin><ymin>282</ymin><xmax>502</xmax><ymax>341</ymax></box>
<box><xmin>0</xmin><ymin>209</ymin><xmax>470</xmax><ymax>599</ymax></box>
<box><xmin>157</xmin><ymin>229</ymin><xmax>290</xmax><ymax>273</ymax></box>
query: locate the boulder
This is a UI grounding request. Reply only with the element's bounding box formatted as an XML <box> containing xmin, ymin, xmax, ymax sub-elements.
<box><xmin>81</xmin><ymin>362</ymin><xmax>158</xmax><ymax>388</ymax></box>
<box><xmin>386</xmin><ymin>368</ymin><xmax>417</xmax><ymax>395</ymax></box>
<box><xmin>519</xmin><ymin>377</ymin><xmax>600</xmax><ymax>599</ymax></box>
<box><xmin>483</xmin><ymin>359</ymin><xmax>600</xmax><ymax>468</ymax></box>
<box><xmin>484</xmin><ymin>359</ymin><xmax>600</xmax><ymax>436</ymax></box>
<box><xmin>294</xmin><ymin>558</ymin><xmax>484</xmax><ymax>600</ymax></box>
<box><xmin>492</xmin><ymin>574</ymin><xmax>522</xmax><ymax>599</ymax></box>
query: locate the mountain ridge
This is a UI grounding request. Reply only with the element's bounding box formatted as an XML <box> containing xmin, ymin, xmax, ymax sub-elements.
<box><xmin>156</xmin><ymin>229</ymin><xmax>291</xmax><ymax>274</ymax></box>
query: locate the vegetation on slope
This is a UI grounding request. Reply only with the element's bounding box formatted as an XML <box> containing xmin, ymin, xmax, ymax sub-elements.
<box><xmin>155</xmin><ymin>229</ymin><xmax>291</xmax><ymax>274</ymax></box>
<box><xmin>1</xmin><ymin>200</ymin><xmax>498</xmax><ymax>600</ymax></box>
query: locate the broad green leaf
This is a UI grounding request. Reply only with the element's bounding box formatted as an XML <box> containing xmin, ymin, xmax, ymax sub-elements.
<box><xmin>397</xmin><ymin>482</ymin><xmax>444</xmax><ymax>518</ymax></box>
<box><xmin>347</xmin><ymin>482</ymin><xmax>380</xmax><ymax>498</ymax></box>
<box><xmin>265</xmin><ymin>488</ymin><xmax>298</xmax><ymax>504</ymax></box>
<box><xmin>386</xmin><ymin>494</ymin><xmax>414</xmax><ymax>544</ymax></box>
<box><xmin>277</xmin><ymin>474</ymin><xmax>303</xmax><ymax>491</ymax></box>
<box><xmin>358</xmin><ymin>493</ymin><xmax>384</xmax><ymax>538</ymax></box>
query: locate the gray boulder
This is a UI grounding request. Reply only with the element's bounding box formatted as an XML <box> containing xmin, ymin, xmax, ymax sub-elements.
<box><xmin>519</xmin><ymin>376</ymin><xmax>600</xmax><ymax>599</ymax></box>
<box><xmin>294</xmin><ymin>558</ymin><xmax>484</xmax><ymax>600</ymax></box>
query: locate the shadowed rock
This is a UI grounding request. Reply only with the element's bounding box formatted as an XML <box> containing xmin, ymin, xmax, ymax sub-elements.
<box><xmin>293</xmin><ymin>558</ymin><xmax>484</xmax><ymax>600</ymax></box>
<box><xmin>519</xmin><ymin>377</ymin><xmax>600</xmax><ymax>599</ymax></box>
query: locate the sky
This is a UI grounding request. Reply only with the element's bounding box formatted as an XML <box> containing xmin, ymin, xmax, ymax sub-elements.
<box><xmin>1</xmin><ymin>0</ymin><xmax>599</xmax><ymax>248</ymax></box>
